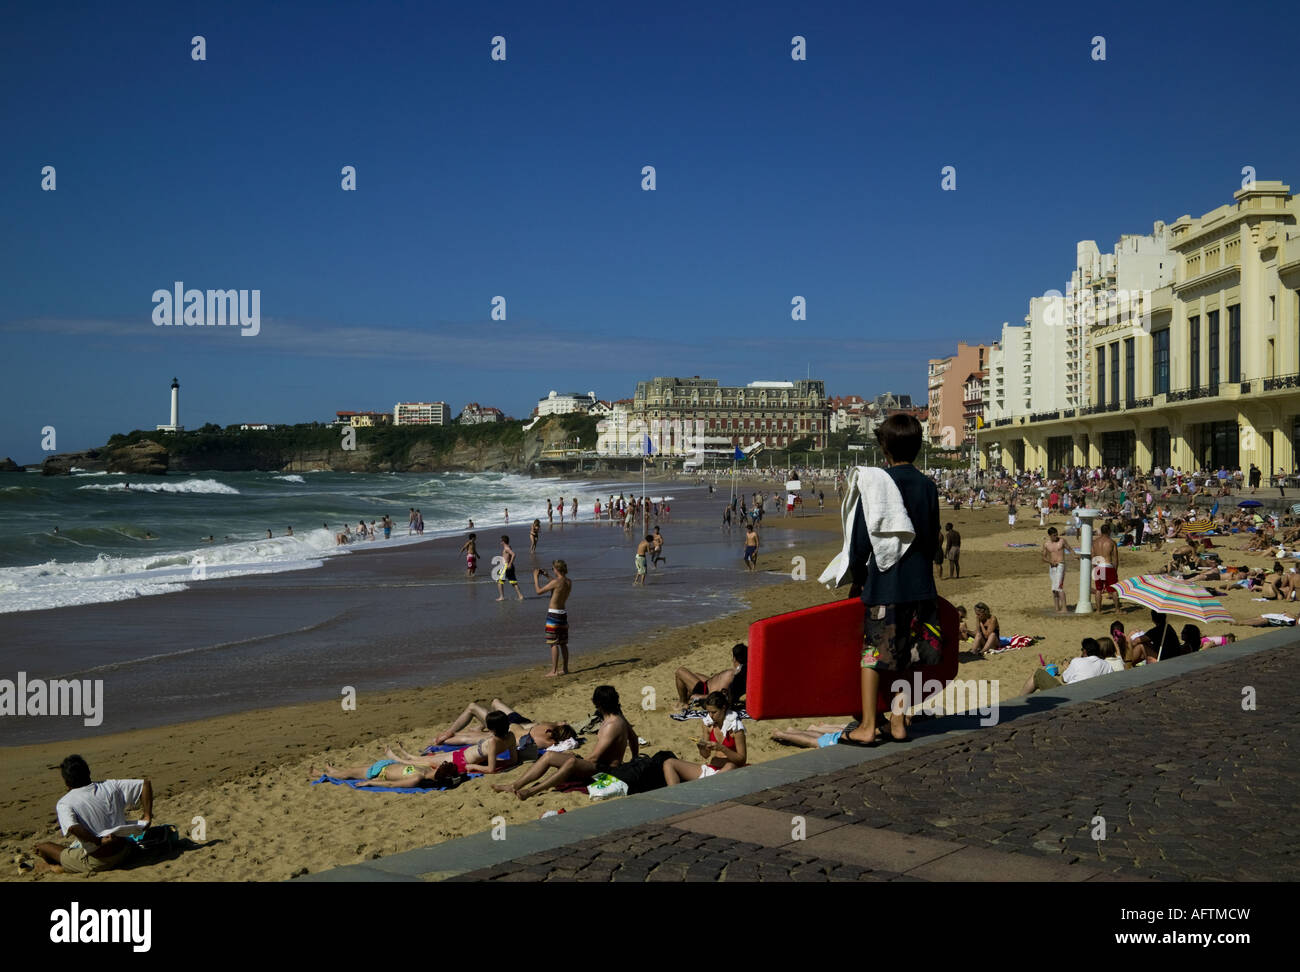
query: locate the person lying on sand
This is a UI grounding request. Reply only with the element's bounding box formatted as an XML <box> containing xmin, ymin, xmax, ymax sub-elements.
<box><xmin>673</xmin><ymin>643</ymin><xmax>746</xmax><ymax>706</ymax></box>
<box><xmin>431</xmin><ymin>698</ymin><xmax>576</xmax><ymax>753</ymax></box>
<box><xmin>1236</xmin><ymin>611</ymin><xmax>1300</xmax><ymax>627</ymax></box>
<box><xmin>772</xmin><ymin>723</ymin><xmax>856</xmax><ymax>748</ymax></box>
<box><xmin>324</xmin><ymin>713</ymin><xmax>519</xmax><ymax>785</ymax></box>
<box><xmin>492</xmin><ymin>685</ymin><xmax>636</xmax><ymax>801</ymax></box>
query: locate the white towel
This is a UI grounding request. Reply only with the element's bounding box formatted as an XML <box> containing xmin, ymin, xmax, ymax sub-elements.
<box><xmin>545</xmin><ymin>737</ymin><xmax>579</xmax><ymax>753</ymax></box>
<box><xmin>819</xmin><ymin>466</ymin><xmax>916</xmax><ymax>587</ymax></box>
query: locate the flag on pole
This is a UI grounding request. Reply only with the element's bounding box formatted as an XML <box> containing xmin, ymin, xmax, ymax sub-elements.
<box><xmin>733</xmin><ymin>446</ymin><xmax>745</xmax><ymax>460</ymax></box>
<box><xmin>644</xmin><ymin>434</ymin><xmax>654</xmax><ymax>456</ymax></box>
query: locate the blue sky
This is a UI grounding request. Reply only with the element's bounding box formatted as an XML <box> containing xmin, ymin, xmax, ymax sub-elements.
<box><xmin>1</xmin><ymin>0</ymin><xmax>1293</xmax><ymax>463</ymax></box>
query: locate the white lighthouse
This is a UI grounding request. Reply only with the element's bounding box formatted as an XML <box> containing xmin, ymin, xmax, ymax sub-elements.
<box><xmin>156</xmin><ymin>377</ymin><xmax>184</xmax><ymax>433</ymax></box>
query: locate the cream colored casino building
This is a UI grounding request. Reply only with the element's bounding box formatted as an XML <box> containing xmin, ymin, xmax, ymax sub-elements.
<box><xmin>977</xmin><ymin>181</ymin><xmax>1300</xmax><ymax>476</ymax></box>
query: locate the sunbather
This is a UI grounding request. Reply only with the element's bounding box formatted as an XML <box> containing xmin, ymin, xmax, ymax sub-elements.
<box><xmin>772</xmin><ymin>722</ymin><xmax>854</xmax><ymax>748</ymax></box>
<box><xmin>970</xmin><ymin>602</ymin><xmax>999</xmax><ymax>655</ymax></box>
<box><xmin>1236</xmin><ymin>611</ymin><xmax>1299</xmax><ymax>627</ymax></box>
<box><xmin>324</xmin><ymin>713</ymin><xmax>518</xmax><ymax>785</ymax></box>
<box><xmin>492</xmin><ymin>685</ymin><xmax>637</xmax><ymax>800</ymax></box>
<box><xmin>431</xmin><ymin>698</ymin><xmax>576</xmax><ymax>752</ymax></box>
<box><xmin>662</xmin><ymin>692</ymin><xmax>747</xmax><ymax>784</ymax></box>
<box><xmin>674</xmin><ymin>643</ymin><xmax>747</xmax><ymax>705</ymax></box>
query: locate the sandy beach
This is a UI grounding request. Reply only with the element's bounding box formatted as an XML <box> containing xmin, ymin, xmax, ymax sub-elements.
<box><xmin>3</xmin><ymin>480</ymin><xmax>1278</xmax><ymax>882</ymax></box>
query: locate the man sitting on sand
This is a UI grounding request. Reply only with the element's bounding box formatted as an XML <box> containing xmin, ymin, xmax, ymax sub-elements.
<box><xmin>32</xmin><ymin>755</ymin><xmax>153</xmax><ymax>875</ymax></box>
<box><xmin>673</xmin><ymin>642</ymin><xmax>747</xmax><ymax>707</ymax></box>
<box><xmin>325</xmin><ymin>712</ymin><xmax>519</xmax><ymax>786</ymax></box>
<box><xmin>1020</xmin><ymin>637</ymin><xmax>1113</xmax><ymax>695</ymax></box>
<box><xmin>432</xmin><ymin>698</ymin><xmax>577</xmax><ymax>755</ymax></box>
<box><xmin>493</xmin><ymin>685</ymin><xmax>637</xmax><ymax>800</ymax></box>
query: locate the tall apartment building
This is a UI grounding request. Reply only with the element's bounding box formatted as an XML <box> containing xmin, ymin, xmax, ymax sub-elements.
<box><xmin>985</xmin><ymin>223</ymin><xmax>1174</xmax><ymax>426</ymax></box>
<box><xmin>928</xmin><ymin>343</ymin><xmax>994</xmax><ymax>447</ymax></box>
<box><xmin>393</xmin><ymin>402</ymin><xmax>449</xmax><ymax>425</ymax></box>
<box><xmin>978</xmin><ymin>180</ymin><xmax>1300</xmax><ymax>475</ymax></box>
<box><xmin>633</xmin><ymin>376</ymin><xmax>830</xmax><ymax>451</ymax></box>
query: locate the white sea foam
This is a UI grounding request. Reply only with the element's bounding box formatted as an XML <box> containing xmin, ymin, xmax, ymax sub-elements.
<box><xmin>273</xmin><ymin>475</ymin><xmax>306</xmax><ymax>483</ymax></box>
<box><xmin>77</xmin><ymin>478</ymin><xmax>240</xmax><ymax>495</ymax></box>
<box><xmin>0</xmin><ymin>528</ymin><xmax>342</xmax><ymax>613</ymax></box>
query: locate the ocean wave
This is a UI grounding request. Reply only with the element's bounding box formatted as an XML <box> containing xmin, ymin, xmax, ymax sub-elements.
<box><xmin>0</xmin><ymin>528</ymin><xmax>342</xmax><ymax>613</ymax></box>
<box><xmin>273</xmin><ymin>475</ymin><xmax>306</xmax><ymax>483</ymax></box>
<box><xmin>77</xmin><ymin>479</ymin><xmax>240</xmax><ymax>495</ymax></box>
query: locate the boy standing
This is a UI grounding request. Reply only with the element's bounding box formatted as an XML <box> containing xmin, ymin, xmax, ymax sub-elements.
<box><xmin>496</xmin><ymin>535</ymin><xmax>524</xmax><ymax>600</ymax></box>
<box><xmin>841</xmin><ymin>414</ymin><xmax>942</xmax><ymax>746</ymax></box>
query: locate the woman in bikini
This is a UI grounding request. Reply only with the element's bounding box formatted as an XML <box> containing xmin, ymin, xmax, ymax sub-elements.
<box><xmin>325</xmin><ymin>712</ymin><xmax>519</xmax><ymax>785</ymax></box>
<box><xmin>662</xmin><ymin>692</ymin><xmax>747</xmax><ymax>785</ymax></box>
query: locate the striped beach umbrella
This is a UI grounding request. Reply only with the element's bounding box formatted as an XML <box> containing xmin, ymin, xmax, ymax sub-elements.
<box><xmin>1112</xmin><ymin>574</ymin><xmax>1233</xmax><ymax>625</ymax></box>
<box><xmin>1182</xmin><ymin>518</ymin><xmax>1213</xmax><ymax>534</ymax></box>
<box><xmin>1290</xmin><ymin>503</ymin><xmax>1300</xmax><ymax>516</ymax></box>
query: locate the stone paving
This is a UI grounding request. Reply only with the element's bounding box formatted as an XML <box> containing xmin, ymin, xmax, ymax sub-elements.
<box><xmin>451</xmin><ymin>647</ymin><xmax>1298</xmax><ymax>882</ymax></box>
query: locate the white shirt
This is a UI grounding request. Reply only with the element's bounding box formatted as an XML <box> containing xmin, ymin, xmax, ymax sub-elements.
<box><xmin>56</xmin><ymin>780</ymin><xmax>144</xmax><ymax>840</ymax></box>
<box><xmin>701</xmin><ymin>710</ymin><xmax>745</xmax><ymax>740</ymax></box>
<box><xmin>1106</xmin><ymin>657</ymin><xmax>1124</xmax><ymax>672</ymax></box>
<box><xmin>1062</xmin><ymin>655</ymin><xmax>1112</xmax><ymax>684</ymax></box>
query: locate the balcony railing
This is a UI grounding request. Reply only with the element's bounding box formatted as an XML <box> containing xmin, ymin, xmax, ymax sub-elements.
<box><xmin>1028</xmin><ymin>410</ymin><xmax>1060</xmax><ymax>423</ymax></box>
<box><xmin>1263</xmin><ymin>372</ymin><xmax>1300</xmax><ymax>391</ymax></box>
<box><xmin>1166</xmin><ymin>385</ymin><xmax>1219</xmax><ymax>403</ymax></box>
<box><xmin>993</xmin><ymin>418</ymin><xmax>1014</xmax><ymax>427</ymax></box>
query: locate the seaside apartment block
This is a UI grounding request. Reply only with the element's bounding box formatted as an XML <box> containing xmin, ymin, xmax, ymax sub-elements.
<box><xmin>393</xmin><ymin>402</ymin><xmax>449</xmax><ymax>425</ymax></box>
<box><xmin>928</xmin><ymin>344</ymin><xmax>994</xmax><ymax>448</ymax></box>
<box><xmin>977</xmin><ymin>181</ymin><xmax>1300</xmax><ymax>476</ymax></box>
<box><xmin>631</xmin><ymin>376</ymin><xmax>830</xmax><ymax>453</ymax></box>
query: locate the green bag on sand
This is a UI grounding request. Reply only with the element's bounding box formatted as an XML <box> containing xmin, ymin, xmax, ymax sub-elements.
<box><xmin>587</xmin><ymin>773</ymin><xmax>629</xmax><ymax>800</ymax></box>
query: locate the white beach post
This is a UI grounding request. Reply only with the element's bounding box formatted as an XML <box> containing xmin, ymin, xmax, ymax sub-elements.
<box><xmin>1074</xmin><ymin>507</ymin><xmax>1102</xmax><ymax>614</ymax></box>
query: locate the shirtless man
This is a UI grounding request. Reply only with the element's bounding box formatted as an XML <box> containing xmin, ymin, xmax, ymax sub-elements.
<box><xmin>459</xmin><ymin>533</ymin><xmax>479</xmax><ymax>577</ymax></box>
<box><xmin>496</xmin><ymin>535</ymin><xmax>524</xmax><ymax>601</ymax></box>
<box><xmin>571</xmin><ymin>497</ymin><xmax>577</xmax><ymax>520</ymax></box>
<box><xmin>431</xmin><ymin>698</ymin><xmax>577</xmax><ymax>754</ymax></box>
<box><xmin>634</xmin><ymin>534</ymin><xmax>651</xmax><ymax>586</ymax></box>
<box><xmin>493</xmin><ymin>685</ymin><xmax>637</xmax><ymax>800</ymax></box>
<box><xmin>408</xmin><ymin>508</ymin><xmax>417</xmax><ymax>536</ymax></box>
<box><xmin>1091</xmin><ymin>523</ymin><xmax>1120</xmax><ymax>612</ymax></box>
<box><xmin>1042</xmin><ymin>526</ymin><xmax>1073</xmax><ymax>613</ymax></box>
<box><xmin>652</xmin><ymin>526</ymin><xmax>666</xmax><ymax>567</ymax></box>
<box><xmin>546</xmin><ymin>499</ymin><xmax>553</xmax><ymax>524</ymax></box>
<box><xmin>943</xmin><ymin>522</ymin><xmax>961</xmax><ymax>579</ymax></box>
<box><xmin>743</xmin><ymin>524</ymin><xmax>760</xmax><ymax>571</ymax></box>
<box><xmin>534</xmin><ymin>560</ymin><xmax>572</xmax><ymax>676</ymax></box>
<box><xmin>674</xmin><ymin>642</ymin><xmax>746</xmax><ymax>705</ymax></box>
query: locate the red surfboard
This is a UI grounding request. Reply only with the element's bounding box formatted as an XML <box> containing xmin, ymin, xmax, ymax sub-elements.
<box><xmin>746</xmin><ymin>596</ymin><xmax>961</xmax><ymax>720</ymax></box>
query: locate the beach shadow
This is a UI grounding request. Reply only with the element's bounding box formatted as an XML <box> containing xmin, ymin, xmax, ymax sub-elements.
<box><xmin>566</xmin><ymin>657</ymin><xmax>642</xmax><ymax>675</ymax></box>
<box><xmin>117</xmin><ymin>837</ymin><xmax>224</xmax><ymax>871</ymax></box>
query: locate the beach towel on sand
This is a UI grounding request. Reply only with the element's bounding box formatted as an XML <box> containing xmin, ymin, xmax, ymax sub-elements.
<box><xmin>984</xmin><ymin>635</ymin><xmax>1035</xmax><ymax>654</ymax></box>
<box><xmin>310</xmin><ymin>774</ymin><xmax>474</xmax><ymax>794</ymax></box>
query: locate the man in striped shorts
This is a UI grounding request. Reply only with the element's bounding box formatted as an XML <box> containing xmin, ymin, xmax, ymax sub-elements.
<box><xmin>534</xmin><ymin>560</ymin><xmax>572</xmax><ymax>677</ymax></box>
